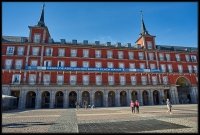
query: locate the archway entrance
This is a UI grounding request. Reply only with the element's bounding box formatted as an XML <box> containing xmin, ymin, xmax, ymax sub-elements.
<box><xmin>120</xmin><ymin>91</ymin><xmax>127</xmax><ymax>106</ymax></box>
<box><xmin>11</xmin><ymin>90</ymin><xmax>20</xmax><ymax>109</ymax></box>
<box><xmin>55</xmin><ymin>91</ymin><xmax>63</xmax><ymax>108</ymax></box>
<box><xmin>69</xmin><ymin>91</ymin><xmax>77</xmax><ymax>108</ymax></box>
<box><xmin>142</xmin><ymin>91</ymin><xmax>149</xmax><ymax>105</ymax></box>
<box><xmin>26</xmin><ymin>91</ymin><xmax>36</xmax><ymax>108</ymax></box>
<box><xmin>108</xmin><ymin>91</ymin><xmax>115</xmax><ymax>107</ymax></box>
<box><xmin>41</xmin><ymin>91</ymin><xmax>50</xmax><ymax>108</ymax></box>
<box><xmin>131</xmin><ymin>91</ymin><xmax>138</xmax><ymax>102</ymax></box>
<box><xmin>95</xmin><ymin>91</ymin><xmax>103</xmax><ymax>107</ymax></box>
<box><xmin>82</xmin><ymin>91</ymin><xmax>90</xmax><ymax>108</ymax></box>
<box><xmin>153</xmin><ymin>90</ymin><xmax>159</xmax><ymax>105</ymax></box>
<box><xmin>176</xmin><ymin>77</ymin><xmax>191</xmax><ymax>104</ymax></box>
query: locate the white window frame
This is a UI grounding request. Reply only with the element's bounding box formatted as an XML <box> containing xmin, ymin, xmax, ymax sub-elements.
<box><xmin>193</xmin><ymin>65</ymin><xmax>197</xmax><ymax>73</ymax></box>
<box><xmin>141</xmin><ymin>76</ymin><xmax>147</xmax><ymax>85</ymax></box>
<box><xmin>138</xmin><ymin>52</ymin><xmax>144</xmax><ymax>60</ymax></box>
<box><xmin>83</xmin><ymin>49</ymin><xmax>89</xmax><ymax>58</ymax></box>
<box><xmin>165</xmin><ymin>54</ymin><xmax>170</xmax><ymax>61</ymax></box>
<box><xmin>71</xmin><ymin>49</ymin><xmax>77</xmax><ymax>57</ymax></box>
<box><xmin>161</xmin><ymin>64</ymin><xmax>166</xmax><ymax>72</ymax></box>
<box><xmin>70</xmin><ymin>61</ymin><xmax>77</xmax><ymax>67</ymax></box>
<box><xmin>6</xmin><ymin>46</ymin><xmax>15</xmax><ymax>55</ymax></box>
<box><xmin>83</xmin><ymin>75</ymin><xmax>89</xmax><ymax>85</ymax></box>
<box><xmin>178</xmin><ymin>65</ymin><xmax>183</xmax><ymax>73</ymax></box>
<box><xmin>58</xmin><ymin>48</ymin><xmax>65</xmax><ymax>57</ymax></box>
<box><xmin>119</xmin><ymin>62</ymin><xmax>125</xmax><ymax>68</ymax></box>
<box><xmin>44</xmin><ymin>60</ymin><xmax>52</xmax><ymax>67</ymax></box>
<box><xmin>140</xmin><ymin>63</ymin><xmax>145</xmax><ymax>69</ymax></box>
<box><xmin>32</xmin><ymin>47</ymin><xmax>39</xmax><ymax>56</ymax></box>
<box><xmin>128</xmin><ymin>52</ymin><xmax>134</xmax><ymax>60</ymax></box>
<box><xmin>107</xmin><ymin>62</ymin><xmax>113</xmax><ymax>68</ymax></box>
<box><xmin>33</xmin><ymin>33</ymin><xmax>41</xmax><ymax>43</ymax></box>
<box><xmin>108</xmin><ymin>75</ymin><xmax>114</xmax><ymax>85</ymax></box>
<box><xmin>159</xmin><ymin>53</ymin><xmax>164</xmax><ymax>61</ymax></box>
<box><xmin>43</xmin><ymin>74</ymin><xmax>50</xmax><ymax>85</ymax></box>
<box><xmin>148</xmin><ymin>53</ymin><xmax>154</xmax><ymax>60</ymax></box>
<box><xmin>17</xmin><ymin>46</ymin><xmax>24</xmax><ymax>56</ymax></box>
<box><xmin>191</xmin><ymin>55</ymin><xmax>197</xmax><ymax>62</ymax></box>
<box><xmin>30</xmin><ymin>60</ymin><xmax>38</xmax><ymax>66</ymax></box>
<box><xmin>96</xmin><ymin>75</ymin><xmax>102</xmax><ymax>85</ymax></box>
<box><xmin>188</xmin><ymin>65</ymin><xmax>192</xmax><ymax>73</ymax></box>
<box><xmin>29</xmin><ymin>74</ymin><xmax>36</xmax><ymax>85</ymax></box>
<box><xmin>131</xmin><ymin>76</ymin><xmax>136</xmax><ymax>85</ymax></box>
<box><xmin>12</xmin><ymin>74</ymin><xmax>21</xmax><ymax>84</ymax></box>
<box><xmin>57</xmin><ymin>61</ymin><xmax>65</xmax><ymax>67</ymax></box>
<box><xmin>147</xmin><ymin>41</ymin><xmax>152</xmax><ymax>49</ymax></box>
<box><xmin>118</xmin><ymin>51</ymin><xmax>124</xmax><ymax>59</ymax></box>
<box><xmin>83</xmin><ymin>61</ymin><xmax>89</xmax><ymax>68</ymax></box>
<box><xmin>15</xmin><ymin>59</ymin><xmax>22</xmax><ymax>69</ymax></box>
<box><xmin>45</xmin><ymin>48</ymin><xmax>53</xmax><ymax>56</ymax></box>
<box><xmin>120</xmin><ymin>76</ymin><xmax>126</xmax><ymax>85</ymax></box>
<box><xmin>95</xmin><ymin>50</ymin><xmax>101</xmax><ymax>58</ymax></box>
<box><xmin>167</xmin><ymin>64</ymin><xmax>173</xmax><ymax>73</ymax></box>
<box><xmin>70</xmin><ymin>75</ymin><xmax>77</xmax><ymax>85</ymax></box>
<box><xmin>152</xmin><ymin>76</ymin><xmax>157</xmax><ymax>85</ymax></box>
<box><xmin>95</xmin><ymin>62</ymin><xmax>102</xmax><ymax>68</ymax></box>
<box><xmin>129</xmin><ymin>63</ymin><xmax>135</xmax><ymax>69</ymax></box>
<box><xmin>176</xmin><ymin>54</ymin><xmax>180</xmax><ymax>61</ymax></box>
<box><xmin>185</xmin><ymin>54</ymin><xmax>190</xmax><ymax>62</ymax></box>
<box><xmin>150</xmin><ymin>64</ymin><xmax>156</xmax><ymax>69</ymax></box>
<box><xmin>57</xmin><ymin>75</ymin><xmax>64</xmax><ymax>85</ymax></box>
<box><xmin>5</xmin><ymin>59</ymin><xmax>12</xmax><ymax>69</ymax></box>
<box><xmin>107</xmin><ymin>50</ymin><xmax>113</xmax><ymax>58</ymax></box>
<box><xmin>163</xmin><ymin>76</ymin><xmax>168</xmax><ymax>85</ymax></box>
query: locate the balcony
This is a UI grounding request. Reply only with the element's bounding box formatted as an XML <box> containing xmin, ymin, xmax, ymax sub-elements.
<box><xmin>15</xmin><ymin>65</ymin><xmax>22</xmax><ymax>69</ymax></box>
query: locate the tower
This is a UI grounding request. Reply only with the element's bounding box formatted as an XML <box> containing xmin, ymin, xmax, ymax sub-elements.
<box><xmin>135</xmin><ymin>11</ymin><xmax>156</xmax><ymax>49</ymax></box>
<box><xmin>28</xmin><ymin>4</ymin><xmax>51</xmax><ymax>43</ymax></box>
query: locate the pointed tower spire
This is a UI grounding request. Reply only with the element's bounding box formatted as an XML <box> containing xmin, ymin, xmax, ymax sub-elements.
<box><xmin>37</xmin><ymin>3</ymin><xmax>45</xmax><ymax>27</ymax></box>
<box><xmin>140</xmin><ymin>11</ymin><xmax>149</xmax><ymax>35</ymax></box>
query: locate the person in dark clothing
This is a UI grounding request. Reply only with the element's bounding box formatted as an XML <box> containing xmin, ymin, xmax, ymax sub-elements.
<box><xmin>135</xmin><ymin>100</ymin><xmax>140</xmax><ymax>113</ymax></box>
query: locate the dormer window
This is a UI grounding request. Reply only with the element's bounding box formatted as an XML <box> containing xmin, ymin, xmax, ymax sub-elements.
<box><xmin>34</xmin><ymin>34</ymin><xmax>41</xmax><ymax>43</ymax></box>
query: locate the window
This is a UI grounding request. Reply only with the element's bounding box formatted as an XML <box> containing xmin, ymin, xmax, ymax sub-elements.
<box><xmin>128</xmin><ymin>52</ymin><xmax>134</xmax><ymax>59</ymax></box>
<box><xmin>165</xmin><ymin>54</ymin><xmax>170</xmax><ymax>61</ymax></box>
<box><xmin>32</xmin><ymin>47</ymin><xmax>39</xmax><ymax>56</ymax></box>
<box><xmin>83</xmin><ymin>49</ymin><xmax>89</xmax><ymax>57</ymax></box>
<box><xmin>167</xmin><ymin>64</ymin><xmax>173</xmax><ymax>73</ymax></box>
<box><xmin>83</xmin><ymin>75</ymin><xmax>89</xmax><ymax>85</ymax></box>
<box><xmin>70</xmin><ymin>61</ymin><xmax>77</xmax><ymax>67</ymax></box>
<box><xmin>193</xmin><ymin>65</ymin><xmax>197</xmax><ymax>73</ymax></box>
<box><xmin>118</xmin><ymin>51</ymin><xmax>123</xmax><ymax>59</ymax></box>
<box><xmin>107</xmin><ymin>62</ymin><xmax>113</xmax><ymax>68</ymax></box>
<box><xmin>148</xmin><ymin>53</ymin><xmax>154</xmax><ymax>60</ymax></box>
<box><xmin>159</xmin><ymin>53</ymin><xmax>164</xmax><ymax>61</ymax></box>
<box><xmin>138</xmin><ymin>52</ymin><xmax>144</xmax><ymax>60</ymax></box>
<box><xmin>185</xmin><ymin>55</ymin><xmax>190</xmax><ymax>62</ymax></box>
<box><xmin>107</xmin><ymin>50</ymin><xmax>113</xmax><ymax>58</ymax></box>
<box><xmin>43</xmin><ymin>74</ymin><xmax>50</xmax><ymax>85</ymax></box>
<box><xmin>57</xmin><ymin>75</ymin><xmax>64</xmax><ymax>85</ymax></box>
<box><xmin>96</xmin><ymin>75</ymin><xmax>102</xmax><ymax>85</ymax></box>
<box><xmin>108</xmin><ymin>75</ymin><xmax>114</xmax><ymax>85</ymax></box>
<box><xmin>83</xmin><ymin>61</ymin><xmax>89</xmax><ymax>68</ymax></box>
<box><xmin>163</xmin><ymin>76</ymin><xmax>168</xmax><ymax>85</ymax></box>
<box><xmin>95</xmin><ymin>62</ymin><xmax>102</xmax><ymax>68</ymax></box>
<box><xmin>45</xmin><ymin>48</ymin><xmax>53</xmax><ymax>56</ymax></box>
<box><xmin>188</xmin><ymin>65</ymin><xmax>192</xmax><ymax>73</ymax></box>
<box><xmin>178</xmin><ymin>65</ymin><xmax>183</xmax><ymax>73</ymax></box>
<box><xmin>140</xmin><ymin>63</ymin><xmax>145</xmax><ymax>69</ymax></box>
<box><xmin>131</xmin><ymin>76</ymin><xmax>136</xmax><ymax>85</ymax></box>
<box><xmin>44</xmin><ymin>60</ymin><xmax>52</xmax><ymax>67</ymax></box>
<box><xmin>161</xmin><ymin>64</ymin><xmax>166</xmax><ymax>72</ymax></box>
<box><xmin>6</xmin><ymin>46</ymin><xmax>15</xmax><ymax>55</ymax></box>
<box><xmin>29</xmin><ymin>74</ymin><xmax>36</xmax><ymax>85</ymax></box>
<box><xmin>15</xmin><ymin>59</ymin><xmax>22</xmax><ymax>69</ymax></box>
<box><xmin>141</xmin><ymin>76</ymin><xmax>147</xmax><ymax>85</ymax></box>
<box><xmin>129</xmin><ymin>63</ymin><xmax>135</xmax><ymax>69</ymax></box>
<box><xmin>191</xmin><ymin>55</ymin><xmax>197</xmax><ymax>62</ymax></box>
<box><xmin>119</xmin><ymin>63</ymin><xmax>124</xmax><ymax>68</ymax></box>
<box><xmin>70</xmin><ymin>75</ymin><xmax>77</xmax><ymax>85</ymax></box>
<box><xmin>176</xmin><ymin>54</ymin><xmax>180</xmax><ymax>61</ymax></box>
<box><xmin>120</xmin><ymin>76</ymin><xmax>126</xmax><ymax>85</ymax></box>
<box><xmin>71</xmin><ymin>49</ymin><xmax>77</xmax><ymax>57</ymax></box>
<box><xmin>150</xmin><ymin>64</ymin><xmax>156</xmax><ymax>69</ymax></box>
<box><xmin>57</xmin><ymin>61</ymin><xmax>64</xmax><ymax>67</ymax></box>
<box><xmin>31</xmin><ymin>60</ymin><xmax>38</xmax><ymax>66</ymax></box>
<box><xmin>12</xmin><ymin>74</ymin><xmax>21</xmax><ymax>84</ymax></box>
<box><xmin>152</xmin><ymin>76</ymin><xmax>157</xmax><ymax>85</ymax></box>
<box><xmin>95</xmin><ymin>50</ymin><xmax>101</xmax><ymax>58</ymax></box>
<box><xmin>33</xmin><ymin>34</ymin><xmax>41</xmax><ymax>43</ymax></box>
<box><xmin>5</xmin><ymin>59</ymin><xmax>12</xmax><ymax>69</ymax></box>
<box><xmin>17</xmin><ymin>47</ymin><xmax>24</xmax><ymax>55</ymax></box>
<box><xmin>147</xmin><ymin>41</ymin><xmax>152</xmax><ymax>49</ymax></box>
<box><xmin>58</xmin><ymin>48</ymin><xmax>65</xmax><ymax>57</ymax></box>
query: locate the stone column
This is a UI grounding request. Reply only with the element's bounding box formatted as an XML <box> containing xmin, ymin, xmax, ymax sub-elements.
<box><xmin>126</xmin><ymin>89</ymin><xmax>131</xmax><ymax>106</ymax></box>
<box><xmin>159</xmin><ymin>89</ymin><xmax>165</xmax><ymax>105</ymax></box>
<box><xmin>174</xmin><ymin>87</ymin><xmax>179</xmax><ymax>104</ymax></box>
<box><xmin>63</xmin><ymin>90</ymin><xmax>68</xmax><ymax>108</ymax></box>
<box><xmin>137</xmin><ymin>90</ymin><xmax>143</xmax><ymax>106</ymax></box>
<box><xmin>90</xmin><ymin>90</ymin><xmax>95</xmax><ymax>106</ymax></box>
<box><xmin>170</xmin><ymin>86</ymin><xmax>179</xmax><ymax>104</ymax></box>
<box><xmin>35</xmin><ymin>89</ymin><xmax>41</xmax><ymax>109</ymax></box>
<box><xmin>104</xmin><ymin>90</ymin><xmax>108</xmax><ymax>107</ymax></box>
<box><xmin>78</xmin><ymin>89</ymin><xmax>82</xmax><ymax>104</ymax></box>
<box><xmin>148</xmin><ymin>90</ymin><xmax>153</xmax><ymax>105</ymax></box>
<box><xmin>115</xmin><ymin>90</ymin><xmax>120</xmax><ymax>107</ymax></box>
<box><xmin>50</xmin><ymin>90</ymin><xmax>55</xmax><ymax>108</ymax></box>
<box><xmin>190</xmin><ymin>87</ymin><xmax>197</xmax><ymax>103</ymax></box>
<box><xmin>19</xmin><ymin>89</ymin><xmax>26</xmax><ymax>109</ymax></box>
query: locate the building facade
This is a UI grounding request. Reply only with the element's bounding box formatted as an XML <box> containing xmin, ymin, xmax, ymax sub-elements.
<box><xmin>2</xmin><ymin>6</ymin><xmax>198</xmax><ymax>109</ymax></box>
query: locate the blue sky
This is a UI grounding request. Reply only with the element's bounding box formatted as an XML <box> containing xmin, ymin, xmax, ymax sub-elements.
<box><xmin>2</xmin><ymin>2</ymin><xmax>198</xmax><ymax>47</ymax></box>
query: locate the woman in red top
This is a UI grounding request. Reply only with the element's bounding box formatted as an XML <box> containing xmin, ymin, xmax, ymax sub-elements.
<box><xmin>135</xmin><ymin>100</ymin><xmax>140</xmax><ymax>113</ymax></box>
<box><xmin>130</xmin><ymin>100</ymin><xmax>135</xmax><ymax>113</ymax></box>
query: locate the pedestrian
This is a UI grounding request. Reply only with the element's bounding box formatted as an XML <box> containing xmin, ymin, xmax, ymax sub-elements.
<box><xmin>166</xmin><ymin>98</ymin><xmax>172</xmax><ymax>114</ymax></box>
<box><xmin>85</xmin><ymin>100</ymin><xmax>88</xmax><ymax>109</ymax></box>
<box><xmin>135</xmin><ymin>100</ymin><xmax>140</xmax><ymax>113</ymax></box>
<box><xmin>130</xmin><ymin>100</ymin><xmax>135</xmax><ymax>113</ymax></box>
<box><xmin>75</xmin><ymin>101</ymin><xmax>78</xmax><ymax>110</ymax></box>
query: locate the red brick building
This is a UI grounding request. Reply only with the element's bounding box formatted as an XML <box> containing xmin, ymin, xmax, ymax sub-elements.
<box><xmin>2</xmin><ymin>6</ymin><xmax>198</xmax><ymax>109</ymax></box>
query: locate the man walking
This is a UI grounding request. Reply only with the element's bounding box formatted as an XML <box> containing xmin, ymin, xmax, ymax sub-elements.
<box><xmin>166</xmin><ymin>98</ymin><xmax>172</xmax><ymax>114</ymax></box>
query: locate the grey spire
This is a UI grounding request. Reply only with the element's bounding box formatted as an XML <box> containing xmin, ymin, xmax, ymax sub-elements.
<box><xmin>140</xmin><ymin>11</ymin><xmax>149</xmax><ymax>35</ymax></box>
<box><xmin>37</xmin><ymin>3</ymin><xmax>45</xmax><ymax>27</ymax></box>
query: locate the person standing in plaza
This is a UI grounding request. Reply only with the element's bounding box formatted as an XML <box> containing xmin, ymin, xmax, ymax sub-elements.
<box><xmin>130</xmin><ymin>100</ymin><xmax>135</xmax><ymax>113</ymax></box>
<box><xmin>166</xmin><ymin>98</ymin><xmax>172</xmax><ymax>114</ymax></box>
<box><xmin>135</xmin><ymin>100</ymin><xmax>140</xmax><ymax>113</ymax></box>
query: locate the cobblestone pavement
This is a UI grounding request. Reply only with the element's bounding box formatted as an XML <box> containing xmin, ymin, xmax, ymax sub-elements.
<box><xmin>2</xmin><ymin>104</ymin><xmax>198</xmax><ymax>133</ymax></box>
